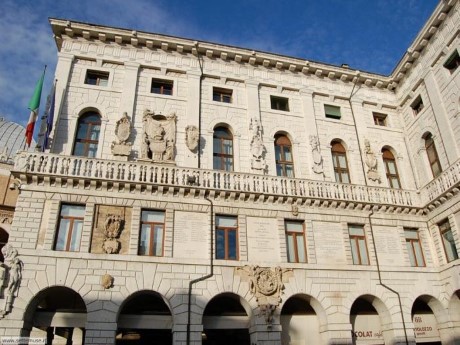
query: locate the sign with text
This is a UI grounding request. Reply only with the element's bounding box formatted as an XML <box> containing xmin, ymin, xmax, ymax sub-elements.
<box><xmin>247</xmin><ymin>217</ymin><xmax>280</xmax><ymax>262</ymax></box>
<box><xmin>313</xmin><ymin>221</ymin><xmax>347</xmax><ymax>265</ymax></box>
<box><xmin>373</xmin><ymin>225</ymin><xmax>404</xmax><ymax>266</ymax></box>
<box><xmin>412</xmin><ymin>313</ymin><xmax>440</xmax><ymax>340</ymax></box>
<box><xmin>174</xmin><ymin>211</ymin><xmax>209</xmax><ymax>259</ymax></box>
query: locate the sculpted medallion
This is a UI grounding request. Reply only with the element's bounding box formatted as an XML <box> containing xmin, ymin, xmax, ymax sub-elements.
<box><xmin>141</xmin><ymin>109</ymin><xmax>177</xmax><ymax>162</ymax></box>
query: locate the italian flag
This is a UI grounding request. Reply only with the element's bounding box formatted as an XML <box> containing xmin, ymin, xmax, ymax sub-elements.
<box><xmin>25</xmin><ymin>69</ymin><xmax>46</xmax><ymax>147</ymax></box>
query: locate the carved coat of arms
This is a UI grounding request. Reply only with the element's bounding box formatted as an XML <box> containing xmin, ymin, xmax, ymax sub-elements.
<box><xmin>102</xmin><ymin>215</ymin><xmax>124</xmax><ymax>254</ymax></box>
<box><xmin>141</xmin><ymin>109</ymin><xmax>177</xmax><ymax>162</ymax></box>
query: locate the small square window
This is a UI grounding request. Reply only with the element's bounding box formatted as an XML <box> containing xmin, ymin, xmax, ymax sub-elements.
<box><xmin>151</xmin><ymin>78</ymin><xmax>173</xmax><ymax>95</ymax></box>
<box><xmin>213</xmin><ymin>87</ymin><xmax>233</xmax><ymax>103</ymax></box>
<box><xmin>411</xmin><ymin>96</ymin><xmax>424</xmax><ymax>116</ymax></box>
<box><xmin>373</xmin><ymin>112</ymin><xmax>387</xmax><ymax>126</ymax></box>
<box><xmin>270</xmin><ymin>96</ymin><xmax>290</xmax><ymax>111</ymax></box>
<box><xmin>324</xmin><ymin>104</ymin><xmax>341</xmax><ymax>119</ymax></box>
<box><xmin>85</xmin><ymin>70</ymin><xmax>109</xmax><ymax>86</ymax></box>
<box><xmin>444</xmin><ymin>50</ymin><xmax>460</xmax><ymax>74</ymax></box>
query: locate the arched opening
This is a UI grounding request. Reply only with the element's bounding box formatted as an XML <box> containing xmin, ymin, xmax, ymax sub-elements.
<box><xmin>350</xmin><ymin>297</ymin><xmax>385</xmax><ymax>345</ymax></box>
<box><xmin>281</xmin><ymin>295</ymin><xmax>322</xmax><ymax>345</ymax></box>
<box><xmin>72</xmin><ymin>112</ymin><xmax>101</xmax><ymax>158</ymax></box>
<box><xmin>411</xmin><ymin>297</ymin><xmax>441</xmax><ymax>344</ymax></box>
<box><xmin>202</xmin><ymin>293</ymin><xmax>250</xmax><ymax>345</ymax></box>
<box><xmin>116</xmin><ymin>290</ymin><xmax>172</xmax><ymax>345</ymax></box>
<box><xmin>331</xmin><ymin>140</ymin><xmax>350</xmax><ymax>183</ymax></box>
<box><xmin>381</xmin><ymin>148</ymin><xmax>401</xmax><ymax>189</ymax></box>
<box><xmin>274</xmin><ymin>133</ymin><xmax>294</xmax><ymax>177</ymax></box>
<box><xmin>213</xmin><ymin>126</ymin><xmax>233</xmax><ymax>171</ymax></box>
<box><xmin>0</xmin><ymin>227</ymin><xmax>9</xmax><ymax>262</ymax></box>
<box><xmin>24</xmin><ymin>286</ymin><xmax>87</xmax><ymax>345</ymax></box>
<box><xmin>422</xmin><ymin>133</ymin><xmax>442</xmax><ymax>178</ymax></box>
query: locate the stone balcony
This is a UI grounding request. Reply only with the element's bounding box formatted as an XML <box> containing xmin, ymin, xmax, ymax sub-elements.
<box><xmin>12</xmin><ymin>152</ymin><xmax>460</xmax><ymax>212</ymax></box>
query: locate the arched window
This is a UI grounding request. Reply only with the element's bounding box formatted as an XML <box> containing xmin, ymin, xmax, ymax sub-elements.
<box><xmin>382</xmin><ymin>148</ymin><xmax>401</xmax><ymax>188</ymax></box>
<box><xmin>331</xmin><ymin>141</ymin><xmax>350</xmax><ymax>183</ymax></box>
<box><xmin>424</xmin><ymin>133</ymin><xmax>442</xmax><ymax>178</ymax></box>
<box><xmin>274</xmin><ymin>134</ymin><xmax>294</xmax><ymax>177</ymax></box>
<box><xmin>72</xmin><ymin>112</ymin><xmax>101</xmax><ymax>157</ymax></box>
<box><xmin>213</xmin><ymin>126</ymin><xmax>233</xmax><ymax>171</ymax></box>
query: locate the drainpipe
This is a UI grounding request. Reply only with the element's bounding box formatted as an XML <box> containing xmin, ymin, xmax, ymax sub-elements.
<box><xmin>368</xmin><ymin>210</ymin><xmax>409</xmax><ymax>345</ymax></box>
<box><xmin>186</xmin><ymin>196</ymin><xmax>214</xmax><ymax>345</ymax></box>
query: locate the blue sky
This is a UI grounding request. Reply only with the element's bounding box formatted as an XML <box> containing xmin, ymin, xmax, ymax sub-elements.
<box><xmin>0</xmin><ymin>0</ymin><xmax>438</xmax><ymax>129</ymax></box>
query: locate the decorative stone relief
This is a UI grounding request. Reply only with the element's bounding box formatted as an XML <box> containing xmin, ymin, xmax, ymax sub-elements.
<box><xmin>102</xmin><ymin>215</ymin><xmax>124</xmax><ymax>254</ymax></box>
<box><xmin>101</xmin><ymin>274</ymin><xmax>114</xmax><ymax>289</ymax></box>
<box><xmin>185</xmin><ymin>125</ymin><xmax>199</xmax><ymax>151</ymax></box>
<box><xmin>364</xmin><ymin>139</ymin><xmax>381</xmax><ymax>183</ymax></box>
<box><xmin>0</xmin><ymin>146</ymin><xmax>9</xmax><ymax>162</ymax></box>
<box><xmin>0</xmin><ymin>210</ymin><xmax>13</xmax><ymax>225</ymax></box>
<box><xmin>0</xmin><ymin>244</ymin><xmax>23</xmax><ymax>318</ymax></box>
<box><xmin>249</xmin><ymin>118</ymin><xmax>266</xmax><ymax>173</ymax></box>
<box><xmin>141</xmin><ymin>109</ymin><xmax>177</xmax><ymax>162</ymax></box>
<box><xmin>309</xmin><ymin>135</ymin><xmax>324</xmax><ymax>175</ymax></box>
<box><xmin>236</xmin><ymin>265</ymin><xmax>292</xmax><ymax>328</ymax></box>
<box><xmin>111</xmin><ymin>112</ymin><xmax>132</xmax><ymax>156</ymax></box>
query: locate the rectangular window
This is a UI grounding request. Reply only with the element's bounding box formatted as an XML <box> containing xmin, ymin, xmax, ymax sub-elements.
<box><xmin>216</xmin><ymin>215</ymin><xmax>238</xmax><ymax>260</ymax></box>
<box><xmin>270</xmin><ymin>96</ymin><xmax>290</xmax><ymax>111</ymax></box>
<box><xmin>324</xmin><ymin>104</ymin><xmax>341</xmax><ymax>119</ymax></box>
<box><xmin>439</xmin><ymin>219</ymin><xmax>459</xmax><ymax>263</ymax></box>
<box><xmin>85</xmin><ymin>70</ymin><xmax>109</xmax><ymax>86</ymax></box>
<box><xmin>213</xmin><ymin>87</ymin><xmax>233</xmax><ymax>103</ymax></box>
<box><xmin>55</xmin><ymin>204</ymin><xmax>85</xmax><ymax>252</ymax></box>
<box><xmin>404</xmin><ymin>228</ymin><xmax>425</xmax><ymax>267</ymax></box>
<box><xmin>285</xmin><ymin>220</ymin><xmax>307</xmax><ymax>263</ymax></box>
<box><xmin>348</xmin><ymin>224</ymin><xmax>369</xmax><ymax>265</ymax></box>
<box><xmin>444</xmin><ymin>50</ymin><xmax>460</xmax><ymax>74</ymax></box>
<box><xmin>139</xmin><ymin>210</ymin><xmax>165</xmax><ymax>256</ymax></box>
<box><xmin>373</xmin><ymin>112</ymin><xmax>387</xmax><ymax>126</ymax></box>
<box><xmin>411</xmin><ymin>96</ymin><xmax>424</xmax><ymax>116</ymax></box>
<box><xmin>151</xmin><ymin>78</ymin><xmax>173</xmax><ymax>95</ymax></box>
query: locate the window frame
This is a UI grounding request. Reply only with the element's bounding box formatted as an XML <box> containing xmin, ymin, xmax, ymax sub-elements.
<box><xmin>331</xmin><ymin>141</ymin><xmax>350</xmax><ymax>183</ymax></box>
<box><xmin>84</xmin><ymin>70</ymin><xmax>109</xmax><ymax>86</ymax></box>
<box><xmin>274</xmin><ymin>134</ymin><xmax>295</xmax><ymax>177</ymax></box>
<box><xmin>382</xmin><ymin>148</ymin><xmax>401</xmax><ymax>189</ymax></box>
<box><xmin>424</xmin><ymin>133</ymin><xmax>442</xmax><ymax>178</ymax></box>
<box><xmin>54</xmin><ymin>204</ymin><xmax>85</xmax><ymax>252</ymax></box>
<box><xmin>324</xmin><ymin>104</ymin><xmax>342</xmax><ymax>119</ymax></box>
<box><xmin>151</xmin><ymin>78</ymin><xmax>174</xmax><ymax>96</ymax></box>
<box><xmin>348</xmin><ymin>224</ymin><xmax>369</xmax><ymax>265</ymax></box>
<box><xmin>215</xmin><ymin>215</ymin><xmax>239</xmax><ymax>260</ymax></box>
<box><xmin>285</xmin><ymin>220</ymin><xmax>307</xmax><ymax>263</ymax></box>
<box><xmin>404</xmin><ymin>228</ymin><xmax>426</xmax><ymax>267</ymax></box>
<box><xmin>443</xmin><ymin>49</ymin><xmax>460</xmax><ymax>74</ymax></box>
<box><xmin>439</xmin><ymin>219</ymin><xmax>459</xmax><ymax>263</ymax></box>
<box><xmin>213</xmin><ymin>126</ymin><xmax>234</xmax><ymax>171</ymax></box>
<box><xmin>411</xmin><ymin>96</ymin><xmax>424</xmax><ymax>116</ymax></box>
<box><xmin>138</xmin><ymin>210</ymin><xmax>165</xmax><ymax>257</ymax></box>
<box><xmin>270</xmin><ymin>95</ymin><xmax>290</xmax><ymax>112</ymax></box>
<box><xmin>213</xmin><ymin>87</ymin><xmax>233</xmax><ymax>103</ymax></box>
<box><xmin>72</xmin><ymin>112</ymin><xmax>102</xmax><ymax>158</ymax></box>
<box><xmin>373</xmin><ymin>112</ymin><xmax>388</xmax><ymax>126</ymax></box>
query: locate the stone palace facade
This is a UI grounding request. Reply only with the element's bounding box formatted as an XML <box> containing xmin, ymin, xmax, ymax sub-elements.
<box><xmin>0</xmin><ymin>1</ymin><xmax>460</xmax><ymax>344</ymax></box>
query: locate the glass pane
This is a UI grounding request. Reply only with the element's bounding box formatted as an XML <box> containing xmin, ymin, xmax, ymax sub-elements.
<box><xmin>61</xmin><ymin>205</ymin><xmax>85</xmax><ymax>217</ymax></box>
<box><xmin>284</xmin><ymin>147</ymin><xmax>292</xmax><ymax>161</ymax></box>
<box><xmin>213</xmin><ymin>138</ymin><xmax>221</xmax><ymax>154</ymax></box>
<box><xmin>350</xmin><ymin>239</ymin><xmax>359</xmax><ymax>264</ymax></box>
<box><xmin>142</xmin><ymin>210</ymin><xmax>165</xmax><ymax>222</ymax></box>
<box><xmin>358</xmin><ymin>238</ymin><xmax>369</xmax><ymax>264</ymax></box>
<box><xmin>338</xmin><ymin>155</ymin><xmax>347</xmax><ymax>167</ymax></box>
<box><xmin>90</xmin><ymin>125</ymin><xmax>100</xmax><ymax>140</ymax></box>
<box><xmin>275</xmin><ymin>145</ymin><xmax>282</xmax><ymax>161</ymax></box>
<box><xmin>349</xmin><ymin>225</ymin><xmax>364</xmax><ymax>236</ymax></box>
<box><xmin>70</xmin><ymin>220</ymin><xmax>83</xmax><ymax>251</ymax></box>
<box><xmin>387</xmin><ymin>161</ymin><xmax>396</xmax><ymax>174</ymax></box>
<box><xmin>341</xmin><ymin>172</ymin><xmax>350</xmax><ymax>183</ymax></box>
<box><xmin>228</xmin><ymin>230</ymin><xmax>237</xmax><ymax>260</ymax></box>
<box><xmin>223</xmin><ymin>139</ymin><xmax>233</xmax><ymax>155</ymax></box>
<box><xmin>285</xmin><ymin>165</ymin><xmax>294</xmax><ymax>178</ymax></box>
<box><xmin>216</xmin><ymin>230</ymin><xmax>225</xmax><ymax>259</ymax></box>
<box><xmin>216</xmin><ymin>216</ymin><xmax>237</xmax><ymax>227</ymax></box>
<box><xmin>98</xmin><ymin>78</ymin><xmax>108</xmax><ymax>87</ymax></box>
<box><xmin>391</xmin><ymin>177</ymin><xmax>400</xmax><ymax>189</ymax></box>
<box><xmin>286</xmin><ymin>221</ymin><xmax>303</xmax><ymax>233</ymax></box>
<box><xmin>276</xmin><ymin>164</ymin><xmax>283</xmax><ymax>177</ymax></box>
<box><xmin>414</xmin><ymin>242</ymin><xmax>424</xmax><ymax>266</ymax></box>
<box><xmin>153</xmin><ymin>225</ymin><xmax>164</xmax><ymax>256</ymax></box>
<box><xmin>88</xmin><ymin>143</ymin><xmax>98</xmax><ymax>158</ymax></box>
<box><xmin>335</xmin><ymin>172</ymin><xmax>340</xmax><ymax>182</ymax></box>
<box><xmin>224</xmin><ymin>158</ymin><xmax>233</xmax><ymax>171</ymax></box>
<box><xmin>213</xmin><ymin>157</ymin><xmax>221</xmax><ymax>170</ymax></box>
<box><xmin>442</xmin><ymin>230</ymin><xmax>459</xmax><ymax>262</ymax></box>
<box><xmin>139</xmin><ymin>225</ymin><xmax>150</xmax><ymax>255</ymax></box>
<box><xmin>296</xmin><ymin>236</ymin><xmax>306</xmax><ymax>263</ymax></box>
<box><xmin>56</xmin><ymin>219</ymin><xmax>70</xmax><ymax>251</ymax></box>
<box><xmin>286</xmin><ymin>234</ymin><xmax>295</xmax><ymax>262</ymax></box>
<box><xmin>432</xmin><ymin>162</ymin><xmax>442</xmax><ymax>177</ymax></box>
<box><xmin>406</xmin><ymin>242</ymin><xmax>416</xmax><ymax>266</ymax></box>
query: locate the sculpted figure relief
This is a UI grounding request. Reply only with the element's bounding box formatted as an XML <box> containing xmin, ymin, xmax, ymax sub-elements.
<box><xmin>142</xmin><ymin>109</ymin><xmax>177</xmax><ymax>162</ymax></box>
<box><xmin>249</xmin><ymin>117</ymin><xmax>266</xmax><ymax>172</ymax></box>
<box><xmin>309</xmin><ymin>135</ymin><xmax>324</xmax><ymax>175</ymax></box>
<box><xmin>111</xmin><ymin>112</ymin><xmax>132</xmax><ymax>156</ymax></box>
<box><xmin>1</xmin><ymin>245</ymin><xmax>22</xmax><ymax>297</ymax></box>
<box><xmin>364</xmin><ymin>139</ymin><xmax>381</xmax><ymax>183</ymax></box>
<box><xmin>185</xmin><ymin>125</ymin><xmax>199</xmax><ymax>152</ymax></box>
<box><xmin>102</xmin><ymin>215</ymin><xmax>124</xmax><ymax>254</ymax></box>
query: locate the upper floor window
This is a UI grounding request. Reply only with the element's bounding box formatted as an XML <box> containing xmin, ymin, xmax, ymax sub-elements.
<box><xmin>424</xmin><ymin>133</ymin><xmax>442</xmax><ymax>178</ymax></box>
<box><xmin>151</xmin><ymin>78</ymin><xmax>173</xmax><ymax>95</ymax></box>
<box><xmin>85</xmin><ymin>70</ymin><xmax>109</xmax><ymax>86</ymax></box>
<box><xmin>139</xmin><ymin>210</ymin><xmax>165</xmax><ymax>256</ymax></box>
<box><xmin>72</xmin><ymin>112</ymin><xmax>101</xmax><ymax>158</ymax></box>
<box><xmin>444</xmin><ymin>50</ymin><xmax>460</xmax><ymax>74</ymax></box>
<box><xmin>382</xmin><ymin>148</ymin><xmax>401</xmax><ymax>189</ymax></box>
<box><xmin>438</xmin><ymin>219</ymin><xmax>458</xmax><ymax>263</ymax></box>
<box><xmin>215</xmin><ymin>215</ymin><xmax>238</xmax><ymax>260</ymax></box>
<box><xmin>55</xmin><ymin>204</ymin><xmax>85</xmax><ymax>252</ymax></box>
<box><xmin>324</xmin><ymin>104</ymin><xmax>341</xmax><ymax>119</ymax></box>
<box><xmin>404</xmin><ymin>228</ymin><xmax>425</xmax><ymax>267</ymax></box>
<box><xmin>270</xmin><ymin>96</ymin><xmax>289</xmax><ymax>111</ymax></box>
<box><xmin>348</xmin><ymin>224</ymin><xmax>369</xmax><ymax>265</ymax></box>
<box><xmin>213</xmin><ymin>126</ymin><xmax>233</xmax><ymax>171</ymax></box>
<box><xmin>331</xmin><ymin>141</ymin><xmax>350</xmax><ymax>183</ymax></box>
<box><xmin>274</xmin><ymin>134</ymin><xmax>294</xmax><ymax>177</ymax></box>
<box><xmin>213</xmin><ymin>87</ymin><xmax>233</xmax><ymax>103</ymax></box>
<box><xmin>285</xmin><ymin>220</ymin><xmax>307</xmax><ymax>263</ymax></box>
<box><xmin>411</xmin><ymin>96</ymin><xmax>424</xmax><ymax>116</ymax></box>
<box><xmin>373</xmin><ymin>112</ymin><xmax>387</xmax><ymax>126</ymax></box>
